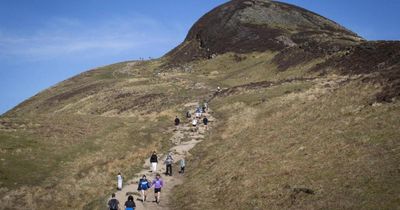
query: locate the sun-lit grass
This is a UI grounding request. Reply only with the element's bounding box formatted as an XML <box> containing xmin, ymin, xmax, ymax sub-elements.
<box><xmin>1</xmin><ymin>50</ymin><xmax>399</xmax><ymax>209</ymax></box>
<box><xmin>171</xmin><ymin>76</ymin><xmax>400</xmax><ymax>210</ymax></box>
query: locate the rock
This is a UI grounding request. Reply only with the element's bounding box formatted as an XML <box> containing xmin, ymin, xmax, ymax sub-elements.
<box><xmin>293</xmin><ymin>187</ymin><xmax>315</xmax><ymax>195</ymax></box>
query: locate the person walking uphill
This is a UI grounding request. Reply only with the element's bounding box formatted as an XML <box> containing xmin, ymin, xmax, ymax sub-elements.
<box><xmin>192</xmin><ymin>117</ymin><xmax>198</xmax><ymax>132</ymax></box>
<box><xmin>151</xmin><ymin>173</ymin><xmax>164</xmax><ymax>204</ymax></box>
<box><xmin>165</xmin><ymin>152</ymin><xmax>174</xmax><ymax>176</ymax></box>
<box><xmin>203</xmin><ymin>116</ymin><xmax>209</xmax><ymax>130</ymax></box>
<box><xmin>175</xmin><ymin>116</ymin><xmax>180</xmax><ymax>126</ymax></box>
<box><xmin>108</xmin><ymin>193</ymin><xmax>120</xmax><ymax>210</ymax></box>
<box><xmin>179</xmin><ymin>158</ymin><xmax>186</xmax><ymax>175</ymax></box>
<box><xmin>137</xmin><ymin>175</ymin><xmax>150</xmax><ymax>202</ymax></box>
<box><xmin>174</xmin><ymin>116</ymin><xmax>180</xmax><ymax>131</ymax></box>
<box><xmin>150</xmin><ymin>151</ymin><xmax>158</xmax><ymax>173</ymax></box>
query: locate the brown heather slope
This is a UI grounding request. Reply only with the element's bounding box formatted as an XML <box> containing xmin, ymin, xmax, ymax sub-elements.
<box><xmin>165</xmin><ymin>0</ymin><xmax>362</xmax><ymax>64</ymax></box>
<box><xmin>1</xmin><ymin>0</ymin><xmax>400</xmax><ymax>209</ymax></box>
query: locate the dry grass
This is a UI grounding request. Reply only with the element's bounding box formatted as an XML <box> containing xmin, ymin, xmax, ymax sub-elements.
<box><xmin>171</xmin><ymin>75</ymin><xmax>400</xmax><ymax>210</ymax></box>
<box><xmin>0</xmin><ymin>51</ymin><xmax>399</xmax><ymax>209</ymax></box>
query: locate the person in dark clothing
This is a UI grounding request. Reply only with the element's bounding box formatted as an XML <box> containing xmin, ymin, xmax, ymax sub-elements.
<box><xmin>203</xmin><ymin>116</ymin><xmax>209</xmax><ymax>130</ymax></box>
<box><xmin>174</xmin><ymin>116</ymin><xmax>180</xmax><ymax>126</ymax></box>
<box><xmin>107</xmin><ymin>193</ymin><xmax>120</xmax><ymax>210</ymax></box>
<box><xmin>124</xmin><ymin>195</ymin><xmax>136</xmax><ymax>210</ymax></box>
<box><xmin>150</xmin><ymin>151</ymin><xmax>158</xmax><ymax>172</ymax></box>
<box><xmin>186</xmin><ymin>111</ymin><xmax>191</xmax><ymax>118</ymax></box>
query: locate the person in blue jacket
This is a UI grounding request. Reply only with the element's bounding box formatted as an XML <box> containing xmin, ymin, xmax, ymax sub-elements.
<box><xmin>137</xmin><ymin>175</ymin><xmax>151</xmax><ymax>202</ymax></box>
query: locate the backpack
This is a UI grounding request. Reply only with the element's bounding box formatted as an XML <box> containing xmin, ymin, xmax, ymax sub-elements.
<box><xmin>109</xmin><ymin>198</ymin><xmax>118</xmax><ymax>210</ymax></box>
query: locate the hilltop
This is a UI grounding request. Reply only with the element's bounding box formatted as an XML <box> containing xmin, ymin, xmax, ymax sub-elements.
<box><xmin>0</xmin><ymin>0</ymin><xmax>399</xmax><ymax>209</ymax></box>
<box><xmin>166</xmin><ymin>0</ymin><xmax>362</xmax><ymax>64</ymax></box>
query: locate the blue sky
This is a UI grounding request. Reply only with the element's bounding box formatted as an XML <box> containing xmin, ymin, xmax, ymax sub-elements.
<box><xmin>0</xmin><ymin>0</ymin><xmax>399</xmax><ymax>115</ymax></box>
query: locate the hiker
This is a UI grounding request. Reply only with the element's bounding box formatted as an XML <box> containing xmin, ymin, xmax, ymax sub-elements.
<box><xmin>217</xmin><ymin>86</ymin><xmax>221</xmax><ymax>92</ymax></box>
<box><xmin>203</xmin><ymin>116</ymin><xmax>209</xmax><ymax>130</ymax></box>
<box><xmin>137</xmin><ymin>175</ymin><xmax>150</xmax><ymax>202</ymax></box>
<box><xmin>108</xmin><ymin>193</ymin><xmax>120</xmax><ymax>210</ymax></box>
<box><xmin>179</xmin><ymin>158</ymin><xmax>186</xmax><ymax>175</ymax></box>
<box><xmin>174</xmin><ymin>116</ymin><xmax>180</xmax><ymax>126</ymax></box>
<box><xmin>195</xmin><ymin>110</ymin><xmax>201</xmax><ymax>118</ymax></box>
<box><xmin>151</xmin><ymin>173</ymin><xmax>164</xmax><ymax>204</ymax></box>
<box><xmin>150</xmin><ymin>151</ymin><xmax>158</xmax><ymax>172</ymax></box>
<box><xmin>124</xmin><ymin>195</ymin><xmax>136</xmax><ymax>210</ymax></box>
<box><xmin>192</xmin><ymin>118</ymin><xmax>198</xmax><ymax>132</ymax></box>
<box><xmin>165</xmin><ymin>152</ymin><xmax>174</xmax><ymax>176</ymax></box>
<box><xmin>186</xmin><ymin>111</ymin><xmax>191</xmax><ymax>119</ymax></box>
<box><xmin>117</xmin><ymin>172</ymin><xmax>123</xmax><ymax>190</ymax></box>
<box><xmin>204</xmin><ymin>102</ymin><xmax>208</xmax><ymax>112</ymax></box>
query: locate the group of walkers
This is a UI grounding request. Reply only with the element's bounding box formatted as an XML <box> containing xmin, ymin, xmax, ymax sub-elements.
<box><xmin>150</xmin><ymin>150</ymin><xmax>185</xmax><ymax>177</ymax></box>
<box><xmin>108</xmin><ymin>103</ymin><xmax>210</xmax><ymax>210</ymax></box>
<box><xmin>187</xmin><ymin>102</ymin><xmax>209</xmax><ymax>132</ymax></box>
<box><xmin>108</xmin><ymin>173</ymin><xmax>163</xmax><ymax>210</ymax></box>
<box><xmin>191</xmin><ymin>116</ymin><xmax>208</xmax><ymax>131</ymax></box>
<box><xmin>108</xmin><ymin>193</ymin><xmax>136</xmax><ymax>210</ymax></box>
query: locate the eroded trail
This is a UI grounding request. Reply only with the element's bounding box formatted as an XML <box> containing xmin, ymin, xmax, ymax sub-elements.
<box><xmin>113</xmin><ymin>102</ymin><xmax>215</xmax><ymax>209</ymax></box>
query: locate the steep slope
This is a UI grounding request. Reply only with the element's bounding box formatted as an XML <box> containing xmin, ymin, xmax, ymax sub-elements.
<box><xmin>165</xmin><ymin>0</ymin><xmax>363</xmax><ymax>64</ymax></box>
<box><xmin>0</xmin><ymin>0</ymin><xmax>399</xmax><ymax>209</ymax></box>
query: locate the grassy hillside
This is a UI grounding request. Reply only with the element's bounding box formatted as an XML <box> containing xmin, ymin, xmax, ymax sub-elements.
<box><xmin>1</xmin><ymin>46</ymin><xmax>399</xmax><ymax>209</ymax></box>
<box><xmin>171</xmin><ymin>72</ymin><xmax>400</xmax><ymax>209</ymax></box>
<box><xmin>0</xmin><ymin>59</ymin><xmax>212</xmax><ymax>209</ymax></box>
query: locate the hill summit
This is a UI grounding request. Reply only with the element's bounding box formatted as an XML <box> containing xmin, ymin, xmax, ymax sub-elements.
<box><xmin>166</xmin><ymin>0</ymin><xmax>363</xmax><ymax>64</ymax></box>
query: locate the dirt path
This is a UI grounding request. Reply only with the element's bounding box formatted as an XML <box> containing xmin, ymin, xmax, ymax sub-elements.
<box><xmin>112</xmin><ymin>102</ymin><xmax>214</xmax><ymax>209</ymax></box>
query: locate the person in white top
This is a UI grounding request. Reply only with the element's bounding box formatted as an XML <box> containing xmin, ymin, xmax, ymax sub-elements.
<box><xmin>195</xmin><ymin>111</ymin><xmax>201</xmax><ymax>118</ymax></box>
<box><xmin>117</xmin><ymin>172</ymin><xmax>123</xmax><ymax>190</ymax></box>
<box><xmin>192</xmin><ymin>118</ymin><xmax>198</xmax><ymax>132</ymax></box>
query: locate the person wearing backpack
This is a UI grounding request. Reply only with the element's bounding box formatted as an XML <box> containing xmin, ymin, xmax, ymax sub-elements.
<box><xmin>151</xmin><ymin>173</ymin><xmax>164</xmax><ymax>204</ymax></box>
<box><xmin>150</xmin><ymin>151</ymin><xmax>158</xmax><ymax>173</ymax></box>
<box><xmin>164</xmin><ymin>152</ymin><xmax>174</xmax><ymax>176</ymax></box>
<box><xmin>117</xmin><ymin>172</ymin><xmax>123</xmax><ymax>190</ymax></box>
<box><xmin>124</xmin><ymin>195</ymin><xmax>136</xmax><ymax>210</ymax></box>
<box><xmin>137</xmin><ymin>175</ymin><xmax>150</xmax><ymax>202</ymax></box>
<box><xmin>107</xmin><ymin>193</ymin><xmax>120</xmax><ymax>210</ymax></box>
